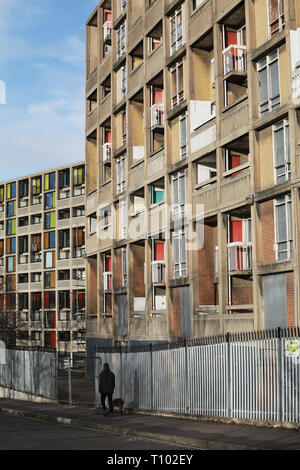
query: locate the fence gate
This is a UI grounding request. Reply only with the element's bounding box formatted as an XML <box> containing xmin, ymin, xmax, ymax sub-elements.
<box><xmin>57</xmin><ymin>355</ymin><xmax>97</xmax><ymax>406</ymax></box>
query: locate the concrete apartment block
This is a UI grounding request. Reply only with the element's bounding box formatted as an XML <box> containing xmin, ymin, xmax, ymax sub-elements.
<box><xmin>0</xmin><ymin>163</ymin><xmax>86</xmax><ymax>364</ymax></box>
<box><xmin>85</xmin><ymin>0</ymin><xmax>300</xmax><ymax>351</ymax></box>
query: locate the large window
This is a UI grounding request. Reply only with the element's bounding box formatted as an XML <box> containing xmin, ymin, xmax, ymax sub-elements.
<box><xmin>274</xmin><ymin>194</ymin><xmax>292</xmax><ymax>261</ymax></box>
<box><xmin>273</xmin><ymin>119</ymin><xmax>290</xmax><ymax>184</ymax></box>
<box><xmin>172</xmin><ymin>170</ymin><xmax>186</xmax><ymax>220</ymax></box>
<box><xmin>116</xmin><ymin>156</ymin><xmax>126</xmax><ymax>195</ymax></box>
<box><xmin>117</xmin><ymin>21</ymin><xmax>126</xmax><ymax>59</ymax></box>
<box><xmin>257</xmin><ymin>50</ymin><xmax>280</xmax><ymax>116</ymax></box>
<box><xmin>171</xmin><ymin>61</ymin><xmax>184</xmax><ymax>108</ymax></box>
<box><xmin>173</xmin><ymin>229</ymin><xmax>187</xmax><ymax>278</ymax></box>
<box><xmin>170</xmin><ymin>7</ymin><xmax>183</xmax><ymax>55</ymax></box>
<box><xmin>268</xmin><ymin>0</ymin><xmax>284</xmax><ymax>38</ymax></box>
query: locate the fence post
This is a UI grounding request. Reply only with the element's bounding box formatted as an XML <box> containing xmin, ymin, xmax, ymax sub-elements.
<box><xmin>150</xmin><ymin>344</ymin><xmax>153</xmax><ymax>411</ymax></box>
<box><xmin>277</xmin><ymin>327</ymin><xmax>283</xmax><ymax>423</ymax></box>
<box><xmin>68</xmin><ymin>356</ymin><xmax>72</xmax><ymax>407</ymax></box>
<box><xmin>226</xmin><ymin>333</ymin><xmax>231</xmax><ymax>418</ymax></box>
<box><xmin>184</xmin><ymin>339</ymin><xmax>190</xmax><ymax>414</ymax></box>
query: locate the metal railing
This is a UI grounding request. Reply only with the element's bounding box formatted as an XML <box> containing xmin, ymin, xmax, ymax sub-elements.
<box><xmin>103</xmin><ymin>21</ymin><xmax>112</xmax><ymax>42</ymax></box>
<box><xmin>150</xmin><ymin>104</ymin><xmax>164</xmax><ymax>128</ymax></box>
<box><xmin>227</xmin><ymin>242</ymin><xmax>252</xmax><ymax>272</ymax></box>
<box><xmin>151</xmin><ymin>261</ymin><xmax>165</xmax><ymax>283</ymax></box>
<box><xmin>96</xmin><ymin>328</ymin><xmax>300</xmax><ymax>423</ymax></box>
<box><xmin>223</xmin><ymin>45</ymin><xmax>247</xmax><ymax>75</ymax></box>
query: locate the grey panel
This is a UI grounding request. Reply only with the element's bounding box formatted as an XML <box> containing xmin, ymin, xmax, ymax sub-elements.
<box><xmin>117</xmin><ymin>294</ymin><xmax>127</xmax><ymax>336</ymax></box>
<box><xmin>181</xmin><ymin>286</ymin><xmax>191</xmax><ymax>337</ymax></box>
<box><xmin>263</xmin><ymin>273</ymin><xmax>287</xmax><ymax>329</ymax></box>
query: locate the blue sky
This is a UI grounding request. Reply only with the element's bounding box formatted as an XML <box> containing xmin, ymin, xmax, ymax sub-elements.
<box><xmin>0</xmin><ymin>0</ymin><xmax>99</xmax><ymax>181</ymax></box>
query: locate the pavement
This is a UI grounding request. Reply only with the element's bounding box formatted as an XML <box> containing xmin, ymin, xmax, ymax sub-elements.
<box><xmin>0</xmin><ymin>398</ymin><xmax>300</xmax><ymax>450</ymax></box>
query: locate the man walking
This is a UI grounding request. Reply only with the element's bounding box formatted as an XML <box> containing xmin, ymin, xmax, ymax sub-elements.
<box><xmin>99</xmin><ymin>363</ymin><xmax>115</xmax><ymax>416</ymax></box>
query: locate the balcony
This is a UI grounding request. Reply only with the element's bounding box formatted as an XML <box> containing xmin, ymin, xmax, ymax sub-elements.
<box><xmin>150</xmin><ymin>104</ymin><xmax>164</xmax><ymax>128</ymax></box>
<box><xmin>103</xmin><ymin>143</ymin><xmax>112</xmax><ymax>163</ymax></box>
<box><xmin>103</xmin><ymin>271</ymin><xmax>112</xmax><ymax>291</ymax></box>
<box><xmin>151</xmin><ymin>261</ymin><xmax>165</xmax><ymax>284</ymax></box>
<box><xmin>227</xmin><ymin>242</ymin><xmax>252</xmax><ymax>272</ymax></box>
<box><xmin>223</xmin><ymin>45</ymin><xmax>247</xmax><ymax>80</ymax></box>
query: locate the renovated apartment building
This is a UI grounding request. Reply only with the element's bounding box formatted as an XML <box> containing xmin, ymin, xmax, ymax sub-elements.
<box><xmin>0</xmin><ymin>163</ymin><xmax>86</xmax><ymax>362</ymax></box>
<box><xmin>85</xmin><ymin>0</ymin><xmax>300</xmax><ymax>351</ymax></box>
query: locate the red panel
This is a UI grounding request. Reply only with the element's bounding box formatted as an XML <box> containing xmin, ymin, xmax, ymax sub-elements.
<box><xmin>105</xmin><ymin>130</ymin><xmax>111</xmax><ymax>143</ymax></box>
<box><xmin>154</xmin><ymin>242</ymin><xmax>164</xmax><ymax>261</ymax></box>
<box><xmin>50</xmin><ymin>331</ymin><xmax>56</xmax><ymax>349</ymax></box>
<box><xmin>230</xmin><ymin>155</ymin><xmax>241</xmax><ymax>169</ymax></box>
<box><xmin>105</xmin><ymin>256</ymin><xmax>112</xmax><ymax>271</ymax></box>
<box><xmin>230</xmin><ymin>220</ymin><xmax>242</xmax><ymax>242</ymax></box>
<box><xmin>226</xmin><ymin>31</ymin><xmax>238</xmax><ymax>47</ymax></box>
<box><xmin>105</xmin><ymin>12</ymin><xmax>112</xmax><ymax>21</ymax></box>
<box><xmin>153</xmin><ymin>90</ymin><xmax>163</xmax><ymax>104</ymax></box>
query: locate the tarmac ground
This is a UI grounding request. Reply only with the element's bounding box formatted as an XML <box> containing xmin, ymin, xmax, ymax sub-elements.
<box><xmin>0</xmin><ymin>398</ymin><xmax>300</xmax><ymax>451</ymax></box>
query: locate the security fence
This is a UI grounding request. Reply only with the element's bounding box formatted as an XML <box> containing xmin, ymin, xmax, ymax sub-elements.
<box><xmin>0</xmin><ymin>347</ymin><xmax>56</xmax><ymax>401</ymax></box>
<box><xmin>96</xmin><ymin>328</ymin><xmax>300</xmax><ymax>423</ymax></box>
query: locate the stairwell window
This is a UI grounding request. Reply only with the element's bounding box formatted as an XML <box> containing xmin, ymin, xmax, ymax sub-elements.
<box><xmin>273</xmin><ymin>119</ymin><xmax>290</xmax><ymax>184</ymax></box>
<box><xmin>257</xmin><ymin>50</ymin><xmax>280</xmax><ymax>116</ymax></box>
<box><xmin>179</xmin><ymin>112</ymin><xmax>188</xmax><ymax>160</ymax></box>
<box><xmin>274</xmin><ymin>194</ymin><xmax>293</xmax><ymax>261</ymax></box>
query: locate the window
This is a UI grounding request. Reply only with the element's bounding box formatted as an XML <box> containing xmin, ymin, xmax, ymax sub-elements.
<box><xmin>45</xmin><ymin>192</ymin><xmax>56</xmax><ymax>210</ymax></box>
<box><xmin>274</xmin><ymin>194</ymin><xmax>293</xmax><ymax>261</ymax></box>
<box><xmin>73</xmin><ymin>166</ymin><xmax>85</xmax><ymax>186</ymax></box>
<box><xmin>6</xmin><ymin>256</ymin><xmax>15</xmax><ymax>273</ymax></box>
<box><xmin>7</xmin><ymin>200</ymin><xmax>16</xmax><ymax>217</ymax></box>
<box><xmin>45</xmin><ymin>211</ymin><xmax>56</xmax><ymax>229</ymax></box>
<box><xmin>44</xmin><ymin>272</ymin><xmax>56</xmax><ymax>290</ymax></box>
<box><xmin>257</xmin><ymin>50</ymin><xmax>280</xmax><ymax>116</ymax></box>
<box><xmin>122</xmin><ymin>247</ymin><xmax>127</xmax><ymax>286</ymax></box>
<box><xmin>273</xmin><ymin>119</ymin><xmax>290</xmax><ymax>184</ymax></box>
<box><xmin>6</xmin><ymin>182</ymin><xmax>16</xmax><ymax>200</ymax></box>
<box><xmin>44</xmin><ymin>172</ymin><xmax>56</xmax><ymax>190</ymax></box>
<box><xmin>7</xmin><ymin>219</ymin><xmax>16</xmax><ymax>236</ymax></box>
<box><xmin>179</xmin><ymin>113</ymin><xmax>188</xmax><ymax>159</ymax></box>
<box><xmin>45</xmin><ymin>251</ymin><xmax>56</xmax><ymax>269</ymax></box>
<box><xmin>192</xmin><ymin>0</ymin><xmax>204</xmax><ymax>10</ymax></box>
<box><xmin>268</xmin><ymin>0</ymin><xmax>284</xmax><ymax>38</ymax></box>
<box><xmin>121</xmin><ymin>110</ymin><xmax>127</xmax><ymax>144</ymax></box>
<box><xmin>173</xmin><ymin>229</ymin><xmax>187</xmax><ymax>278</ymax></box>
<box><xmin>73</xmin><ymin>206</ymin><xmax>85</xmax><ymax>217</ymax></box>
<box><xmin>150</xmin><ymin>181</ymin><xmax>165</xmax><ymax>205</ymax></box>
<box><xmin>59</xmin><ymin>229</ymin><xmax>70</xmax><ymax>249</ymax></box>
<box><xmin>19</xmin><ymin>236</ymin><xmax>28</xmax><ymax>254</ymax></box>
<box><xmin>32</xmin><ymin>176</ymin><xmax>42</xmax><ymax>196</ymax></box>
<box><xmin>19</xmin><ymin>180</ymin><xmax>29</xmax><ymax>199</ymax></box>
<box><xmin>59</xmin><ymin>169</ymin><xmax>70</xmax><ymax>189</ymax></box>
<box><xmin>172</xmin><ymin>170</ymin><xmax>186</xmax><ymax>220</ymax></box>
<box><xmin>7</xmin><ymin>237</ymin><xmax>16</xmax><ymax>254</ymax></box>
<box><xmin>171</xmin><ymin>61</ymin><xmax>184</xmax><ymax>108</ymax></box>
<box><xmin>117</xmin><ymin>21</ymin><xmax>126</xmax><ymax>59</ymax></box>
<box><xmin>121</xmin><ymin>65</ymin><xmax>126</xmax><ymax>98</ymax></box>
<box><xmin>116</xmin><ymin>156</ymin><xmax>126</xmax><ymax>194</ymax></box>
<box><xmin>170</xmin><ymin>7</ymin><xmax>183</xmax><ymax>55</ymax></box>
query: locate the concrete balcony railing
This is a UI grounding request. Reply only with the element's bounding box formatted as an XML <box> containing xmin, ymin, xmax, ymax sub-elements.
<box><xmin>150</xmin><ymin>104</ymin><xmax>164</xmax><ymax>128</ymax></box>
<box><xmin>227</xmin><ymin>242</ymin><xmax>252</xmax><ymax>272</ymax></box>
<box><xmin>223</xmin><ymin>45</ymin><xmax>247</xmax><ymax>76</ymax></box>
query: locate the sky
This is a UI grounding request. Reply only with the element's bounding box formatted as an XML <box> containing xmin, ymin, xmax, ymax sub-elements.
<box><xmin>0</xmin><ymin>0</ymin><xmax>99</xmax><ymax>181</ymax></box>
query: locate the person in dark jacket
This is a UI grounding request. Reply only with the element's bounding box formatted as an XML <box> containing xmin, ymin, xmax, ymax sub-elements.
<box><xmin>99</xmin><ymin>363</ymin><xmax>115</xmax><ymax>415</ymax></box>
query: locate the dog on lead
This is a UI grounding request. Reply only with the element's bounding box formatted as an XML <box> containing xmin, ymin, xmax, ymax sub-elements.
<box><xmin>112</xmin><ymin>398</ymin><xmax>124</xmax><ymax>414</ymax></box>
<box><xmin>104</xmin><ymin>398</ymin><xmax>124</xmax><ymax>415</ymax></box>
